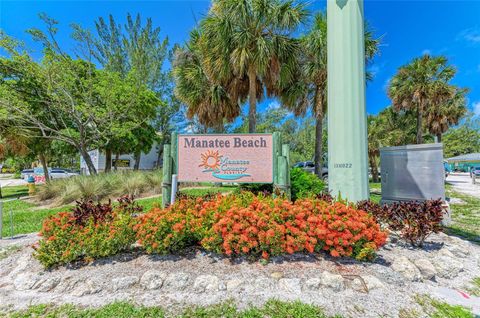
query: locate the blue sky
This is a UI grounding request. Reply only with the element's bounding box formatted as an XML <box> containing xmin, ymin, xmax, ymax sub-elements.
<box><xmin>1</xmin><ymin>0</ymin><xmax>479</xmax><ymax>117</ymax></box>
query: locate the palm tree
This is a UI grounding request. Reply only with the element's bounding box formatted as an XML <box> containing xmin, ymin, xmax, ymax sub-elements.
<box><xmin>425</xmin><ymin>88</ymin><xmax>468</xmax><ymax>142</ymax></box>
<box><xmin>199</xmin><ymin>0</ymin><xmax>308</xmax><ymax>133</ymax></box>
<box><xmin>388</xmin><ymin>54</ymin><xmax>456</xmax><ymax>144</ymax></box>
<box><xmin>281</xmin><ymin>12</ymin><xmax>380</xmax><ymax>177</ymax></box>
<box><xmin>173</xmin><ymin>29</ymin><xmax>244</xmax><ymax>129</ymax></box>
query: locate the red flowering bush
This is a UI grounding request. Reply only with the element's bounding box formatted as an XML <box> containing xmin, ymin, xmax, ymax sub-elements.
<box><xmin>136</xmin><ymin>192</ymin><xmax>388</xmax><ymax>261</ymax></box>
<box><xmin>34</xmin><ymin>198</ymin><xmax>138</xmax><ymax>268</ymax></box>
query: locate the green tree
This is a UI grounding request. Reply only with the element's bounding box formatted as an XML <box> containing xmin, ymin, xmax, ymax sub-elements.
<box><xmin>199</xmin><ymin>0</ymin><xmax>308</xmax><ymax>133</ymax></box>
<box><xmin>425</xmin><ymin>88</ymin><xmax>468</xmax><ymax>142</ymax></box>
<box><xmin>80</xmin><ymin>13</ymin><xmax>176</xmax><ymax>171</ymax></box>
<box><xmin>367</xmin><ymin>107</ymin><xmax>418</xmax><ymax>182</ymax></box>
<box><xmin>281</xmin><ymin>12</ymin><xmax>380</xmax><ymax>177</ymax></box>
<box><xmin>443</xmin><ymin>116</ymin><xmax>480</xmax><ymax>158</ymax></box>
<box><xmin>388</xmin><ymin>54</ymin><xmax>463</xmax><ymax>144</ymax></box>
<box><xmin>0</xmin><ymin>26</ymin><xmax>158</xmax><ymax>175</ymax></box>
<box><xmin>173</xmin><ymin>29</ymin><xmax>241</xmax><ymax>131</ymax></box>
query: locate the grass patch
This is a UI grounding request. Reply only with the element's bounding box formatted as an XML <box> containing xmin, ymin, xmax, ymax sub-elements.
<box><xmin>1</xmin><ymin>186</ymin><xmax>234</xmax><ymax>237</ymax></box>
<box><xmin>466</xmin><ymin>277</ymin><xmax>480</xmax><ymax>297</ymax></box>
<box><xmin>0</xmin><ymin>185</ymin><xmax>29</xmax><ymax>200</ymax></box>
<box><xmin>415</xmin><ymin>295</ymin><xmax>475</xmax><ymax>318</ymax></box>
<box><xmin>4</xmin><ymin>300</ymin><xmax>339</xmax><ymax>318</ymax></box>
<box><xmin>445</xmin><ymin>188</ymin><xmax>480</xmax><ymax>243</ymax></box>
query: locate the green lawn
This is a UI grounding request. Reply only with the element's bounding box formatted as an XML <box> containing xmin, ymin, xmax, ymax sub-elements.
<box><xmin>3</xmin><ymin>300</ymin><xmax>339</xmax><ymax>318</ymax></box>
<box><xmin>445</xmin><ymin>186</ymin><xmax>480</xmax><ymax>243</ymax></box>
<box><xmin>0</xmin><ymin>186</ymin><xmax>233</xmax><ymax>237</ymax></box>
<box><xmin>4</xmin><ymin>297</ymin><xmax>476</xmax><ymax>318</ymax></box>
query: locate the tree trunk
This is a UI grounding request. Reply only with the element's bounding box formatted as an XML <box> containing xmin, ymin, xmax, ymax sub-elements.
<box><xmin>38</xmin><ymin>152</ymin><xmax>50</xmax><ymax>182</ymax></box>
<box><xmin>114</xmin><ymin>153</ymin><xmax>120</xmax><ymax>171</ymax></box>
<box><xmin>436</xmin><ymin>133</ymin><xmax>442</xmax><ymax>143</ymax></box>
<box><xmin>369</xmin><ymin>155</ymin><xmax>380</xmax><ymax>183</ymax></box>
<box><xmin>248</xmin><ymin>65</ymin><xmax>257</xmax><ymax>133</ymax></box>
<box><xmin>105</xmin><ymin>148</ymin><xmax>112</xmax><ymax>173</ymax></box>
<box><xmin>416</xmin><ymin>108</ymin><xmax>423</xmax><ymax>144</ymax></box>
<box><xmin>314</xmin><ymin>115</ymin><xmax>324</xmax><ymax>177</ymax></box>
<box><xmin>80</xmin><ymin>147</ymin><xmax>97</xmax><ymax>175</ymax></box>
<box><xmin>134</xmin><ymin>151</ymin><xmax>141</xmax><ymax>171</ymax></box>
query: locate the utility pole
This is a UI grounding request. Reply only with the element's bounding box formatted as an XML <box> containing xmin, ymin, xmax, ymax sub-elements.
<box><xmin>327</xmin><ymin>0</ymin><xmax>369</xmax><ymax>202</ymax></box>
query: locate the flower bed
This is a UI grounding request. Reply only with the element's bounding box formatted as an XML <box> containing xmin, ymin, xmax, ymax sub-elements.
<box><xmin>34</xmin><ymin>192</ymin><xmax>388</xmax><ymax>268</ymax></box>
<box><xmin>136</xmin><ymin>192</ymin><xmax>388</xmax><ymax>261</ymax></box>
<box><xmin>34</xmin><ymin>197</ymin><xmax>139</xmax><ymax>268</ymax></box>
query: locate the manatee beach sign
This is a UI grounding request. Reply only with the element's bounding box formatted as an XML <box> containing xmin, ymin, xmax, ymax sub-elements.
<box><xmin>177</xmin><ymin>134</ymin><xmax>273</xmax><ymax>183</ymax></box>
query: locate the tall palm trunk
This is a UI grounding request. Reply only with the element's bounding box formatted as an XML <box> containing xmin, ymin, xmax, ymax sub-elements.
<box><xmin>38</xmin><ymin>152</ymin><xmax>50</xmax><ymax>182</ymax></box>
<box><xmin>314</xmin><ymin>88</ymin><xmax>324</xmax><ymax>178</ymax></box>
<box><xmin>416</xmin><ymin>107</ymin><xmax>423</xmax><ymax>144</ymax></box>
<box><xmin>248</xmin><ymin>65</ymin><xmax>257</xmax><ymax>133</ymax></box>
<box><xmin>436</xmin><ymin>133</ymin><xmax>442</xmax><ymax>143</ymax></box>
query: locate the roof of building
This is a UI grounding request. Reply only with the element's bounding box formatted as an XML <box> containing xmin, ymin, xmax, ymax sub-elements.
<box><xmin>446</xmin><ymin>153</ymin><xmax>480</xmax><ymax>162</ymax></box>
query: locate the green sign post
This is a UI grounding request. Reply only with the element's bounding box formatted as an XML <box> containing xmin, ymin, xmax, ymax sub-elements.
<box><xmin>327</xmin><ymin>0</ymin><xmax>369</xmax><ymax>202</ymax></box>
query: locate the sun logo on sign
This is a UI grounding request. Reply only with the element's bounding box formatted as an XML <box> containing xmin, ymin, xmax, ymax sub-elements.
<box><xmin>199</xmin><ymin>150</ymin><xmax>221</xmax><ymax>171</ymax></box>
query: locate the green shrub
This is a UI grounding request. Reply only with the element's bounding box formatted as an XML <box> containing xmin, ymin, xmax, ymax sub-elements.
<box><xmin>290</xmin><ymin>168</ymin><xmax>325</xmax><ymax>201</ymax></box>
<box><xmin>136</xmin><ymin>192</ymin><xmax>387</xmax><ymax>260</ymax></box>
<box><xmin>33</xmin><ymin>198</ymin><xmax>139</xmax><ymax>268</ymax></box>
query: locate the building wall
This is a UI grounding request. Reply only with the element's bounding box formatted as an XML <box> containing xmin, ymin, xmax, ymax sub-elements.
<box><xmin>80</xmin><ymin>143</ymin><xmax>160</xmax><ymax>174</ymax></box>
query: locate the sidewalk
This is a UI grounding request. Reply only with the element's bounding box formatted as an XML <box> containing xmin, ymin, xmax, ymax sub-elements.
<box><xmin>446</xmin><ymin>173</ymin><xmax>480</xmax><ymax>198</ymax></box>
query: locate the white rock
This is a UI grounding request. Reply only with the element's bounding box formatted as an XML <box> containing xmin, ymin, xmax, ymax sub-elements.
<box><xmin>111</xmin><ymin>276</ymin><xmax>139</xmax><ymax>291</ymax></box>
<box><xmin>254</xmin><ymin>277</ymin><xmax>273</xmax><ymax>290</ymax></box>
<box><xmin>36</xmin><ymin>277</ymin><xmax>61</xmax><ymax>292</ymax></box>
<box><xmin>163</xmin><ymin>273</ymin><xmax>190</xmax><ymax>291</ymax></box>
<box><xmin>14</xmin><ymin>273</ymin><xmax>40</xmax><ymax>291</ymax></box>
<box><xmin>226</xmin><ymin>279</ymin><xmax>244</xmax><ymax>291</ymax></box>
<box><xmin>391</xmin><ymin>256</ymin><xmax>422</xmax><ymax>281</ymax></box>
<box><xmin>352</xmin><ymin>275</ymin><xmax>384</xmax><ymax>292</ymax></box>
<box><xmin>414</xmin><ymin>259</ymin><xmax>437</xmax><ymax>280</ymax></box>
<box><xmin>320</xmin><ymin>271</ymin><xmax>345</xmax><ymax>291</ymax></box>
<box><xmin>445</xmin><ymin>244</ymin><xmax>470</xmax><ymax>258</ymax></box>
<box><xmin>140</xmin><ymin>270</ymin><xmax>166</xmax><ymax>290</ymax></box>
<box><xmin>434</xmin><ymin>256</ymin><xmax>464</xmax><ymax>279</ymax></box>
<box><xmin>304</xmin><ymin>278</ymin><xmax>322</xmax><ymax>291</ymax></box>
<box><xmin>71</xmin><ymin>279</ymin><xmax>101</xmax><ymax>297</ymax></box>
<box><xmin>193</xmin><ymin>275</ymin><xmax>219</xmax><ymax>293</ymax></box>
<box><xmin>278</xmin><ymin>278</ymin><xmax>302</xmax><ymax>293</ymax></box>
<box><xmin>437</xmin><ymin>248</ymin><xmax>455</xmax><ymax>258</ymax></box>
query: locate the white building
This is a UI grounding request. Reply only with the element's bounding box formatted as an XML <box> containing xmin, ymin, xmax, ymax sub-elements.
<box><xmin>80</xmin><ymin>143</ymin><xmax>161</xmax><ymax>174</ymax></box>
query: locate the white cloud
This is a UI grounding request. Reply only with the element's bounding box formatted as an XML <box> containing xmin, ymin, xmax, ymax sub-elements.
<box><xmin>473</xmin><ymin>101</ymin><xmax>480</xmax><ymax>117</ymax></box>
<box><xmin>458</xmin><ymin>28</ymin><xmax>480</xmax><ymax>44</ymax></box>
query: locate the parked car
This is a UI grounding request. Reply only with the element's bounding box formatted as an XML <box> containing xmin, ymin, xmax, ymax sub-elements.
<box><xmin>293</xmin><ymin>161</ymin><xmax>328</xmax><ymax>181</ymax></box>
<box><xmin>20</xmin><ymin>169</ymin><xmax>34</xmax><ymax>180</ymax></box>
<box><xmin>21</xmin><ymin>168</ymin><xmax>79</xmax><ymax>180</ymax></box>
<box><xmin>50</xmin><ymin>168</ymin><xmax>80</xmax><ymax>179</ymax></box>
<box><xmin>471</xmin><ymin>166</ymin><xmax>480</xmax><ymax>178</ymax></box>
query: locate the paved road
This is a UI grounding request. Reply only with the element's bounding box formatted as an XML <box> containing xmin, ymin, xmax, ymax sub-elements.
<box><xmin>0</xmin><ymin>178</ymin><xmax>26</xmax><ymax>188</ymax></box>
<box><xmin>446</xmin><ymin>172</ymin><xmax>480</xmax><ymax>198</ymax></box>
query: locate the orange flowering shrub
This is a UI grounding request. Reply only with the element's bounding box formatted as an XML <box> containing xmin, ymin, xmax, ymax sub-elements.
<box><xmin>136</xmin><ymin>192</ymin><xmax>388</xmax><ymax>261</ymax></box>
<box><xmin>34</xmin><ymin>199</ymin><xmax>137</xmax><ymax>268</ymax></box>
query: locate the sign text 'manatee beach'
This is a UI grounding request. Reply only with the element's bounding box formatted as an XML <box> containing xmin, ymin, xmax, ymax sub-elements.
<box><xmin>183</xmin><ymin>136</ymin><xmax>268</xmax><ymax>149</ymax></box>
<box><xmin>177</xmin><ymin>134</ymin><xmax>273</xmax><ymax>183</ymax></box>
